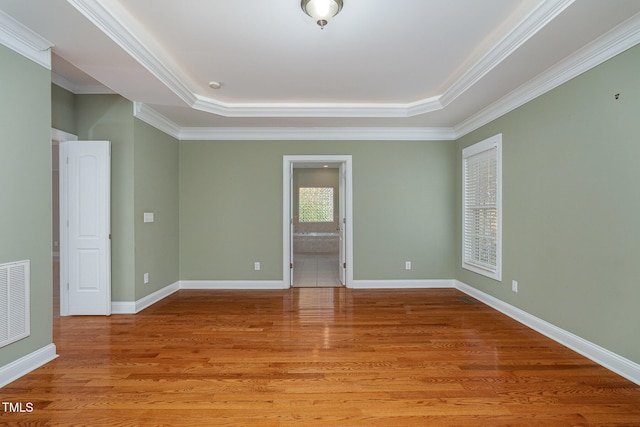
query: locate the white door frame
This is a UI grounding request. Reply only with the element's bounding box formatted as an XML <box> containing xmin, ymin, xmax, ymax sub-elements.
<box><xmin>283</xmin><ymin>155</ymin><xmax>353</xmax><ymax>288</ymax></box>
<box><xmin>52</xmin><ymin>129</ymin><xmax>77</xmax><ymax>316</ymax></box>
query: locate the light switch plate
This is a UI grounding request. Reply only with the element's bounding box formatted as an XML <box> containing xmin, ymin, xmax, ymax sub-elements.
<box><xmin>143</xmin><ymin>212</ymin><xmax>154</xmax><ymax>223</ymax></box>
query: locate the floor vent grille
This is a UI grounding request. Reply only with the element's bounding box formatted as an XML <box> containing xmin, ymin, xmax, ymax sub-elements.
<box><xmin>0</xmin><ymin>260</ymin><xmax>30</xmax><ymax>348</ymax></box>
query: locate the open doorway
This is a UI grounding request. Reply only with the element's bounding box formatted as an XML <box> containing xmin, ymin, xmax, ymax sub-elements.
<box><xmin>283</xmin><ymin>155</ymin><xmax>353</xmax><ymax>288</ymax></box>
<box><xmin>292</xmin><ymin>167</ymin><xmax>341</xmax><ymax>287</ymax></box>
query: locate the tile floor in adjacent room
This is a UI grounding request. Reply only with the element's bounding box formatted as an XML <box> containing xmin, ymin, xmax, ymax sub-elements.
<box><xmin>293</xmin><ymin>252</ymin><xmax>344</xmax><ymax>287</ymax></box>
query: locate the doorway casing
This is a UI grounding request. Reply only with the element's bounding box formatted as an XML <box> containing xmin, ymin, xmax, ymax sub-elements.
<box><xmin>283</xmin><ymin>155</ymin><xmax>353</xmax><ymax>288</ymax></box>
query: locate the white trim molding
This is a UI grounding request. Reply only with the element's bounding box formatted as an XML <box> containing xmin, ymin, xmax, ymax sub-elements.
<box><xmin>133</xmin><ymin>102</ymin><xmax>456</xmax><ymax>141</ymax></box>
<box><xmin>133</xmin><ymin>102</ymin><xmax>182</xmax><ymax>139</ymax></box>
<box><xmin>132</xmin><ymin>11</ymin><xmax>640</xmax><ymax>142</ymax></box>
<box><xmin>111</xmin><ymin>301</ymin><xmax>136</xmax><ymax>315</ymax></box>
<box><xmin>67</xmin><ymin>0</ymin><xmax>574</xmax><ymax>119</ymax></box>
<box><xmin>52</xmin><ymin>71</ymin><xmax>114</xmax><ymax>95</ymax></box>
<box><xmin>0</xmin><ymin>344</ymin><xmax>58</xmax><ymax>388</ymax></box>
<box><xmin>350</xmin><ymin>279</ymin><xmax>455</xmax><ymax>289</ymax></box>
<box><xmin>112</xmin><ymin>281</ymin><xmax>180</xmax><ymax>314</ymax></box>
<box><xmin>0</xmin><ymin>9</ymin><xmax>52</xmax><ymax>69</ymax></box>
<box><xmin>456</xmin><ymin>11</ymin><xmax>640</xmax><ymax>138</ymax></box>
<box><xmin>51</xmin><ymin>128</ymin><xmax>78</xmax><ymax>143</ymax></box>
<box><xmin>179</xmin><ymin>126</ymin><xmax>456</xmax><ymax>142</ymax></box>
<box><xmin>283</xmin><ymin>155</ymin><xmax>354</xmax><ymax>289</ymax></box>
<box><xmin>180</xmin><ymin>280</ymin><xmax>287</xmax><ymax>290</ymax></box>
<box><xmin>104</xmin><ymin>277</ymin><xmax>639</xmax><ymax>386</ymax></box>
<box><xmin>455</xmin><ymin>280</ymin><xmax>640</xmax><ymax>386</ymax></box>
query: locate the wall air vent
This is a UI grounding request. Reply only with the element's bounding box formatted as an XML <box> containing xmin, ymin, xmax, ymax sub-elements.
<box><xmin>0</xmin><ymin>260</ymin><xmax>30</xmax><ymax>348</ymax></box>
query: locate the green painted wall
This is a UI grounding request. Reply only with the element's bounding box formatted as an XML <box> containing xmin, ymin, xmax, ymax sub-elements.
<box><xmin>74</xmin><ymin>98</ymin><xmax>181</xmax><ymax>302</ymax></box>
<box><xmin>0</xmin><ymin>45</ymin><xmax>52</xmax><ymax>366</ymax></box>
<box><xmin>456</xmin><ymin>44</ymin><xmax>640</xmax><ymax>364</ymax></box>
<box><xmin>76</xmin><ymin>94</ymin><xmax>136</xmax><ymax>302</ymax></box>
<box><xmin>179</xmin><ymin>140</ymin><xmax>456</xmax><ymax>281</ymax></box>
<box><xmin>133</xmin><ymin>119</ymin><xmax>179</xmax><ymax>300</ymax></box>
<box><xmin>51</xmin><ymin>84</ymin><xmax>76</xmax><ymax>135</ymax></box>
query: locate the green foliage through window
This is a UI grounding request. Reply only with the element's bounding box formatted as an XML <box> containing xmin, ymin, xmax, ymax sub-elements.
<box><xmin>299</xmin><ymin>187</ymin><xmax>334</xmax><ymax>222</ymax></box>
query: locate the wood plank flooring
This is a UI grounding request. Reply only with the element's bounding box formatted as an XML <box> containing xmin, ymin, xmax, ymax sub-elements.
<box><xmin>2</xmin><ymin>288</ymin><xmax>639</xmax><ymax>426</ymax></box>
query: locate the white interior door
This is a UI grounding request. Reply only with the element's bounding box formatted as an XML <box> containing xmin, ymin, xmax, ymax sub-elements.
<box><xmin>60</xmin><ymin>140</ymin><xmax>111</xmax><ymax>315</ymax></box>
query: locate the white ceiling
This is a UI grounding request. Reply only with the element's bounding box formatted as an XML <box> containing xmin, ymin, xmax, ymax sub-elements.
<box><xmin>2</xmin><ymin>0</ymin><xmax>640</xmax><ymax>139</ymax></box>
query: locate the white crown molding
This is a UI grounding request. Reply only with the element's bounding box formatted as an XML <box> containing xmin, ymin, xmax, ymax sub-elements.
<box><xmin>179</xmin><ymin>126</ymin><xmax>456</xmax><ymax>141</ymax></box>
<box><xmin>191</xmin><ymin>94</ymin><xmax>445</xmax><ymax>118</ymax></box>
<box><xmin>136</xmin><ymin>6</ymin><xmax>639</xmax><ymax>144</ymax></box>
<box><xmin>133</xmin><ymin>102</ymin><xmax>182</xmax><ymax>138</ymax></box>
<box><xmin>0</xmin><ymin>9</ymin><xmax>52</xmax><ymax>69</ymax></box>
<box><xmin>133</xmin><ymin>102</ymin><xmax>456</xmax><ymax>141</ymax></box>
<box><xmin>440</xmin><ymin>0</ymin><xmax>575</xmax><ymax>108</ymax></box>
<box><xmin>52</xmin><ymin>71</ymin><xmax>114</xmax><ymax>95</ymax></box>
<box><xmin>455</xmin><ymin>11</ymin><xmax>640</xmax><ymax>138</ymax></box>
<box><xmin>67</xmin><ymin>0</ymin><xmax>197</xmax><ymax>105</ymax></box>
<box><xmin>67</xmin><ymin>0</ymin><xmax>565</xmax><ymax>119</ymax></box>
<box><xmin>115</xmin><ymin>2</ymin><xmax>637</xmax><ymax>138</ymax></box>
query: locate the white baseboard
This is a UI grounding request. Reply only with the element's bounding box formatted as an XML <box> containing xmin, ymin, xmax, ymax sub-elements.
<box><xmin>0</xmin><ymin>344</ymin><xmax>58</xmax><ymax>388</ymax></box>
<box><xmin>350</xmin><ymin>279</ymin><xmax>455</xmax><ymax>289</ymax></box>
<box><xmin>455</xmin><ymin>280</ymin><xmax>640</xmax><ymax>386</ymax></box>
<box><xmin>112</xmin><ymin>281</ymin><xmax>180</xmax><ymax>314</ymax></box>
<box><xmin>136</xmin><ymin>282</ymin><xmax>180</xmax><ymax>313</ymax></box>
<box><xmin>111</xmin><ymin>301</ymin><xmax>136</xmax><ymax>314</ymax></box>
<box><xmin>180</xmin><ymin>280</ymin><xmax>287</xmax><ymax>290</ymax></box>
<box><xmin>105</xmin><ymin>276</ymin><xmax>640</xmax><ymax>386</ymax></box>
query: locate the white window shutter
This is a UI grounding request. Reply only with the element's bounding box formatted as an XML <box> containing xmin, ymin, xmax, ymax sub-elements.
<box><xmin>462</xmin><ymin>135</ymin><xmax>502</xmax><ymax>280</ymax></box>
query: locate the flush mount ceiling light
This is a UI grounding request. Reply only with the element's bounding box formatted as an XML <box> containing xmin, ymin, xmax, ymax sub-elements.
<box><xmin>301</xmin><ymin>0</ymin><xmax>343</xmax><ymax>29</ymax></box>
<box><xmin>208</xmin><ymin>81</ymin><xmax>222</xmax><ymax>90</ymax></box>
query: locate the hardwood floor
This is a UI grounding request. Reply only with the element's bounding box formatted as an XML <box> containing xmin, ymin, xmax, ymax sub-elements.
<box><xmin>2</xmin><ymin>288</ymin><xmax>639</xmax><ymax>426</ymax></box>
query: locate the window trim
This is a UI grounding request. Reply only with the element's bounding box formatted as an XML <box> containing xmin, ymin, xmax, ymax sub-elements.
<box><xmin>462</xmin><ymin>134</ymin><xmax>502</xmax><ymax>281</ymax></box>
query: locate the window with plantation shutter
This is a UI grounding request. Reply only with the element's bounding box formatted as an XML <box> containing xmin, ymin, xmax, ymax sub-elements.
<box><xmin>462</xmin><ymin>134</ymin><xmax>502</xmax><ymax>281</ymax></box>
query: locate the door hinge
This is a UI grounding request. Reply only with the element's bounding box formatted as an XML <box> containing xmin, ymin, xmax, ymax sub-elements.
<box><xmin>109</xmin><ymin>233</ymin><xmax>112</xmax><ymax>240</ymax></box>
<box><xmin>343</xmin><ymin>262</ymin><xmax>346</xmax><ymax>268</ymax></box>
<box><xmin>290</xmin><ymin>263</ymin><xmax>293</xmax><ymax>269</ymax></box>
<box><xmin>66</xmin><ymin>282</ymin><xmax>69</xmax><ymax>290</ymax></box>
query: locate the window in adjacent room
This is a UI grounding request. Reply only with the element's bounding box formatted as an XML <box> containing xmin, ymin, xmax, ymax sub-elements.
<box><xmin>299</xmin><ymin>187</ymin><xmax>334</xmax><ymax>222</ymax></box>
<box><xmin>462</xmin><ymin>134</ymin><xmax>502</xmax><ymax>281</ymax></box>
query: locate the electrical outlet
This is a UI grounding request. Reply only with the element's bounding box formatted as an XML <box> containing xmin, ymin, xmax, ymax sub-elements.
<box><xmin>405</xmin><ymin>261</ymin><xmax>411</xmax><ymax>270</ymax></box>
<box><xmin>254</xmin><ymin>262</ymin><xmax>261</xmax><ymax>271</ymax></box>
<box><xmin>144</xmin><ymin>273</ymin><xmax>149</xmax><ymax>284</ymax></box>
<box><xmin>512</xmin><ymin>280</ymin><xmax>518</xmax><ymax>293</ymax></box>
